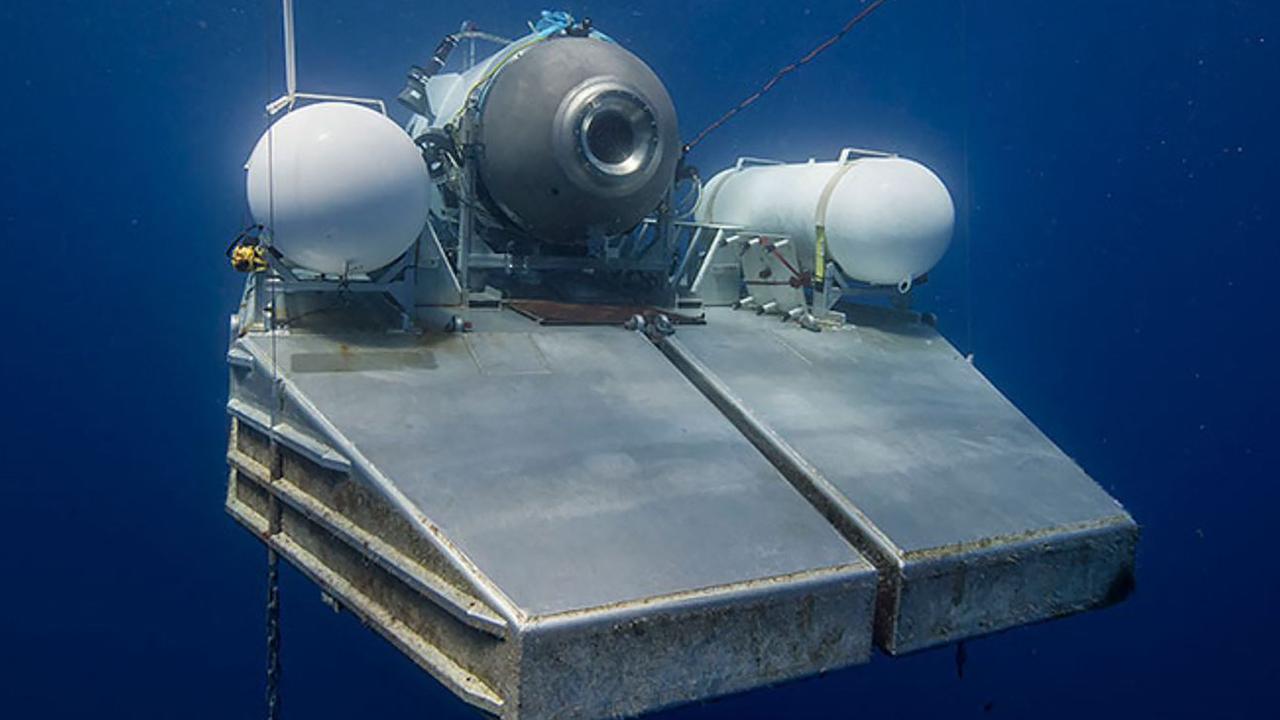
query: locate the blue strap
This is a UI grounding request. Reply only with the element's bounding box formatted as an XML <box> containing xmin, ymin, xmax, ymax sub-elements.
<box><xmin>534</xmin><ymin>10</ymin><xmax>573</xmax><ymax>33</ymax></box>
<box><xmin>533</xmin><ymin>10</ymin><xmax>615</xmax><ymax>43</ymax></box>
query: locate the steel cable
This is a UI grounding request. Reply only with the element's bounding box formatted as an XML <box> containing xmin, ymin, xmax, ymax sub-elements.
<box><xmin>682</xmin><ymin>0</ymin><xmax>890</xmax><ymax>154</ymax></box>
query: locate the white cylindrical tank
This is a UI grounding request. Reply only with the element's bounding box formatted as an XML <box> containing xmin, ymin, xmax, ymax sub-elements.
<box><xmin>696</xmin><ymin>151</ymin><xmax>955</xmax><ymax>287</ymax></box>
<box><xmin>245</xmin><ymin>102</ymin><xmax>430</xmax><ymax>276</ymax></box>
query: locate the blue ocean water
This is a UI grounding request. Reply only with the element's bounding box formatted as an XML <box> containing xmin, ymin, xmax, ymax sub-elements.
<box><xmin>2</xmin><ymin>0</ymin><xmax>1276</xmax><ymax>717</ymax></box>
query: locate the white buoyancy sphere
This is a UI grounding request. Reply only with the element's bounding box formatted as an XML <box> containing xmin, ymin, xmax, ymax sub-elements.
<box><xmin>698</xmin><ymin>156</ymin><xmax>955</xmax><ymax>286</ymax></box>
<box><xmin>245</xmin><ymin>102</ymin><xmax>430</xmax><ymax>275</ymax></box>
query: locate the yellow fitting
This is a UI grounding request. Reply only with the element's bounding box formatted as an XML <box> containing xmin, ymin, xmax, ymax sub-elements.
<box><xmin>231</xmin><ymin>245</ymin><xmax>268</xmax><ymax>273</ymax></box>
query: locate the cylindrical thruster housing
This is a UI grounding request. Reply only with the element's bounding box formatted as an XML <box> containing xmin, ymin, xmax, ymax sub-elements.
<box><xmin>476</xmin><ymin>36</ymin><xmax>680</xmax><ymax>244</ymax></box>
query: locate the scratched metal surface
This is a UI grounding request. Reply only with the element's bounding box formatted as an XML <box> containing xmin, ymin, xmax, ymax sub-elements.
<box><xmin>671</xmin><ymin>305</ymin><xmax>1131</xmax><ymax>555</ymax></box>
<box><xmin>244</xmin><ymin>311</ymin><xmax>870</xmax><ymax>617</ymax></box>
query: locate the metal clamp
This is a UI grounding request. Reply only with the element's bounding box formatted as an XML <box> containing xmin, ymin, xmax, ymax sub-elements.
<box><xmin>733</xmin><ymin>156</ymin><xmax>785</xmax><ymax>170</ymax></box>
<box><xmin>836</xmin><ymin>147</ymin><xmax>895</xmax><ymax>163</ymax></box>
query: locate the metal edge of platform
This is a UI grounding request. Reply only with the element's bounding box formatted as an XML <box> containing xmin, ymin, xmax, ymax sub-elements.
<box><xmin>515</xmin><ymin>563</ymin><xmax>877</xmax><ymax>720</ymax></box>
<box><xmin>656</xmin><ymin>331</ymin><xmax>1139</xmax><ymax>654</ymax></box>
<box><xmin>226</xmin><ymin>441</ymin><xmax>509</xmax><ymax>635</ymax></box>
<box><xmin>223</xmin><ymin>510</ymin><xmax>510</xmax><ymax>715</ymax></box>
<box><xmin>886</xmin><ymin>514</ymin><xmax>1139</xmax><ymax>653</ymax></box>
<box><xmin>224</xmin><ymin>419</ymin><xmax>513</xmax><ymax>715</ymax></box>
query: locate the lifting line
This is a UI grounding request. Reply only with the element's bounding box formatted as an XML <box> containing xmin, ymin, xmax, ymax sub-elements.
<box><xmin>682</xmin><ymin>0</ymin><xmax>890</xmax><ymax>155</ymax></box>
<box><xmin>262</xmin><ymin>4</ymin><xmax>289</xmax><ymax>720</ymax></box>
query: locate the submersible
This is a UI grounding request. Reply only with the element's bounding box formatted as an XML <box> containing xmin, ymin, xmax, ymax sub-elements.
<box><xmin>223</xmin><ymin>7</ymin><xmax>1137</xmax><ymax>719</ymax></box>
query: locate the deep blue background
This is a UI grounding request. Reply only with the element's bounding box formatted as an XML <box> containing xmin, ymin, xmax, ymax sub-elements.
<box><xmin>3</xmin><ymin>1</ymin><xmax>1277</xmax><ymax>717</ymax></box>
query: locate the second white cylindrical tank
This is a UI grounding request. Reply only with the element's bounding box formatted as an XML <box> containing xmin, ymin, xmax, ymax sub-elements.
<box><xmin>695</xmin><ymin>151</ymin><xmax>955</xmax><ymax>287</ymax></box>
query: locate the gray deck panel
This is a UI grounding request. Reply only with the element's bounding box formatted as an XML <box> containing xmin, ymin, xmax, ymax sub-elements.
<box><xmin>674</xmin><ymin>306</ymin><xmax>1128</xmax><ymax>555</ymax></box>
<box><xmin>247</xmin><ymin>316</ymin><xmax>868</xmax><ymax>617</ymax></box>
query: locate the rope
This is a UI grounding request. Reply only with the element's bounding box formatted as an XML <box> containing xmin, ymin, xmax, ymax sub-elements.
<box><xmin>760</xmin><ymin>237</ymin><xmax>807</xmax><ymax>285</ymax></box>
<box><xmin>682</xmin><ymin>0</ymin><xmax>891</xmax><ymax>154</ymax></box>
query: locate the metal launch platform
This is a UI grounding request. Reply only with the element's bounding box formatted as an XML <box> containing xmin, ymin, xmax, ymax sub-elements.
<box><xmin>225</xmin><ymin>301</ymin><xmax>1135</xmax><ymax>719</ymax></box>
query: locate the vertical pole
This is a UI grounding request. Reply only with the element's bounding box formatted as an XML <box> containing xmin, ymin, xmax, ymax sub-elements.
<box><xmin>282</xmin><ymin>0</ymin><xmax>297</xmax><ymax>104</ymax></box>
<box><xmin>457</xmin><ymin>106</ymin><xmax>476</xmax><ymax>313</ymax></box>
<box><xmin>657</xmin><ymin>182</ymin><xmax>677</xmax><ymax>306</ymax></box>
<box><xmin>690</xmin><ymin>229</ymin><xmax>726</xmax><ymax>295</ymax></box>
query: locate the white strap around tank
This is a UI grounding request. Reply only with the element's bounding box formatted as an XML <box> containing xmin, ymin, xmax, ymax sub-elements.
<box><xmin>812</xmin><ymin>147</ymin><xmax>896</xmax><ymax>285</ymax></box>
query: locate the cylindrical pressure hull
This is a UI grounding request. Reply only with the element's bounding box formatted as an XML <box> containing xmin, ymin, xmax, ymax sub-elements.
<box><xmin>477</xmin><ymin>37</ymin><xmax>680</xmax><ymax>244</ymax></box>
<box><xmin>697</xmin><ymin>156</ymin><xmax>954</xmax><ymax>286</ymax></box>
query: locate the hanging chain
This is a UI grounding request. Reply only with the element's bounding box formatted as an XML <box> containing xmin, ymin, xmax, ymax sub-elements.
<box><xmin>266</xmin><ymin>547</ymin><xmax>282</xmax><ymax>720</ymax></box>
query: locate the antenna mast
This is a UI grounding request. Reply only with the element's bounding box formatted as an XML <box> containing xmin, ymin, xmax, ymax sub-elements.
<box><xmin>265</xmin><ymin>0</ymin><xmax>387</xmax><ymax>116</ymax></box>
<box><xmin>283</xmin><ymin>0</ymin><xmax>297</xmax><ymax>103</ymax></box>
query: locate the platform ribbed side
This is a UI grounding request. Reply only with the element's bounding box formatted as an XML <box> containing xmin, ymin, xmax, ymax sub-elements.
<box><xmin>226</xmin><ymin>419</ymin><xmax>512</xmax><ymax>713</ymax></box>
